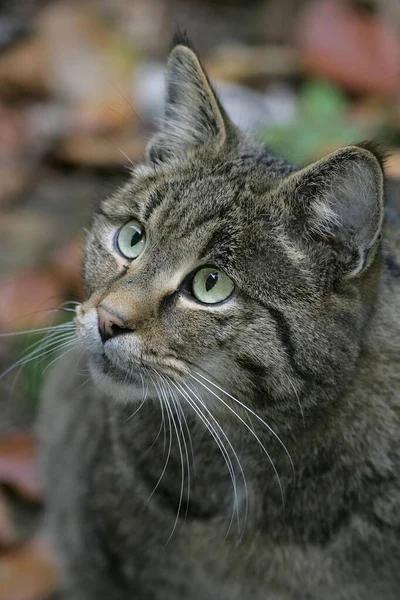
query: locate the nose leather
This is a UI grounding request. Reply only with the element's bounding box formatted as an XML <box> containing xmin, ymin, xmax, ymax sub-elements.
<box><xmin>97</xmin><ymin>305</ymin><xmax>131</xmax><ymax>342</ymax></box>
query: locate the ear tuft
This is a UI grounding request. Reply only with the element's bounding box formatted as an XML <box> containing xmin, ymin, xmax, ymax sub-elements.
<box><xmin>146</xmin><ymin>37</ymin><xmax>234</xmax><ymax>163</ymax></box>
<box><xmin>356</xmin><ymin>140</ymin><xmax>388</xmax><ymax>172</ymax></box>
<box><xmin>290</xmin><ymin>146</ymin><xmax>385</xmax><ymax>278</ymax></box>
<box><xmin>170</xmin><ymin>26</ymin><xmax>195</xmax><ymax>52</ymax></box>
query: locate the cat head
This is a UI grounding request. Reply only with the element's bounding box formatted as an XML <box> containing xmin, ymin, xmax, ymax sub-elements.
<box><xmin>76</xmin><ymin>34</ymin><xmax>385</xmax><ymax>424</ymax></box>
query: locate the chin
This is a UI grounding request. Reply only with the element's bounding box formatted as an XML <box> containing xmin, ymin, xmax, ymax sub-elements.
<box><xmin>89</xmin><ymin>361</ymin><xmax>145</xmax><ymax>404</ymax></box>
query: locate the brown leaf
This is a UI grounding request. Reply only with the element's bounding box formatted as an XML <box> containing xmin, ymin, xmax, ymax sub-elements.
<box><xmin>0</xmin><ymin>489</ymin><xmax>16</xmax><ymax>547</ymax></box>
<box><xmin>0</xmin><ymin>37</ymin><xmax>50</xmax><ymax>96</ymax></box>
<box><xmin>50</xmin><ymin>237</ymin><xmax>84</xmax><ymax>299</ymax></box>
<box><xmin>71</xmin><ymin>97</ymin><xmax>137</xmax><ymax>135</ymax></box>
<box><xmin>0</xmin><ymin>104</ymin><xmax>28</xmax><ymax>161</ymax></box>
<box><xmin>0</xmin><ymin>165</ymin><xmax>30</xmax><ymax>208</ymax></box>
<box><xmin>386</xmin><ymin>151</ymin><xmax>400</xmax><ymax>179</ymax></box>
<box><xmin>0</xmin><ymin>269</ymin><xmax>64</xmax><ymax>334</ymax></box>
<box><xmin>0</xmin><ymin>432</ymin><xmax>41</xmax><ymax>502</ymax></box>
<box><xmin>206</xmin><ymin>44</ymin><xmax>299</xmax><ymax>82</ymax></box>
<box><xmin>0</xmin><ymin>537</ymin><xmax>58</xmax><ymax>600</ymax></box>
<box><xmin>55</xmin><ymin>133</ymin><xmax>146</xmax><ymax>167</ymax></box>
<box><xmin>297</xmin><ymin>0</ymin><xmax>400</xmax><ymax>95</ymax></box>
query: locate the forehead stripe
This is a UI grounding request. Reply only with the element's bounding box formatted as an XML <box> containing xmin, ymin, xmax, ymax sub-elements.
<box><xmin>142</xmin><ymin>188</ymin><xmax>166</xmax><ymax>221</ymax></box>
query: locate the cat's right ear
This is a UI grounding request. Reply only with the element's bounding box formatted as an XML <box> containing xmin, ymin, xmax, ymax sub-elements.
<box><xmin>146</xmin><ymin>34</ymin><xmax>235</xmax><ymax>163</ymax></box>
<box><xmin>281</xmin><ymin>144</ymin><xmax>385</xmax><ymax>279</ymax></box>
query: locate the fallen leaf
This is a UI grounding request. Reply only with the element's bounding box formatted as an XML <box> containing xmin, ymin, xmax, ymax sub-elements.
<box><xmin>0</xmin><ymin>213</ymin><xmax>59</xmax><ymax>279</ymax></box>
<box><xmin>0</xmin><ymin>104</ymin><xmax>28</xmax><ymax>161</ymax></box>
<box><xmin>0</xmin><ymin>36</ymin><xmax>50</xmax><ymax>96</ymax></box>
<box><xmin>50</xmin><ymin>237</ymin><xmax>84</xmax><ymax>299</ymax></box>
<box><xmin>0</xmin><ymin>165</ymin><xmax>30</xmax><ymax>208</ymax></box>
<box><xmin>206</xmin><ymin>44</ymin><xmax>299</xmax><ymax>82</ymax></box>
<box><xmin>0</xmin><ymin>269</ymin><xmax>64</xmax><ymax>333</ymax></box>
<box><xmin>297</xmin><ymin>0</ymin><xmax>400</xmax><ymax>95</ymax></box>
<box><xmin>0</xmin><ymin>536</ymin><xmax>58</xmax><ymax>600</ymax></box>
<box><xmin>0</xmin><ymin>432</ymin><xmax>40</xmax><ymax>502</ymax></box>
<box><xmin>0</xmin><ymin>489</ymin><xmax>16</xmax><ymax>547</ymax></box>
<box><xmin>55</xmin><ymin>133</ymin><xmax>145</xmax><ymax>167</ymax></box>
<box><xmin>386</xmin><ymin>150</ymin><xmax>400</xmax><ymax>179</ymax></box>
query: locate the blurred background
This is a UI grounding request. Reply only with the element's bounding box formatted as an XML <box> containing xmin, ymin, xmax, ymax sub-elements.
<box><xmin>1</xmin><ymin>0</ymin><xmax>400</xmax><ymax>597</ymax></box>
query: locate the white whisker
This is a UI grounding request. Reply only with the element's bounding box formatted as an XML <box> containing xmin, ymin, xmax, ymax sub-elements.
<box><xmin>162</xmin><ymin>375</ymin><xmax>192</xmax><ymax>522</ymax></box>
<box><xmin>0</xmin><ymin>321</ymin><xmax>74</xmax><ymax>338</ymax></box>
<box><xmin>191</xmin><ymin>373</ymin><xmax>287</xmax><ymax>511</ymax></box>
<box><xmin>124</xmin><ymin>372</ymin><xmax>148</xmax><ymax>424</ymax></box>
<box><xmin>156</xmin><ymin>375</ymin><xmax>186</xmax><ymax>545</ymax></box>
<box><xmin>194</xmin><ymin>371</ymin><xmax>294</xmax><ymax>478</ymax></box>
<box><xmin>42</xmin><ymin>342</ymin><xmax>77</xmax><ymax>374</ymax></box>
<box><xmin>147</xmin><ymin>375</ymin><xmax>173</xmax><ymax>501</ymax></box>
<box><xmin>172</xmin><ymin>379</ymin><xmax>247</xmax><ymax>540</ymax></box>
<box><xmin>0</xmin><ymin>331</ymin><xmax>76</xmax><ymax>381</ymax></box>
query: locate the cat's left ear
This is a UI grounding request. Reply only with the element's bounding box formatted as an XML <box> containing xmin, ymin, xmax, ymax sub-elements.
<box><xmin>147</xmin><ymin>34</ymin><xmax>235</xmax><ymax>163</ymax></box>
<box><xmin>283</xmin><ymin>144</ymin><xmax>385</xmax><ymax>278</ymax></box>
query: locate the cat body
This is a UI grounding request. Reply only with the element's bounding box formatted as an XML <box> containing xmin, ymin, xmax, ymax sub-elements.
<box><xmin>38</xmin><ymin>35</ymin><xmax>400</xmax><ymax>599</ymax></box>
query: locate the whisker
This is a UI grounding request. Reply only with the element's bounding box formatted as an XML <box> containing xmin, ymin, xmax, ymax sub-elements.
<box><xmin>76</xmin><ymin>376</ymin><xmax>92</xmax><ymax>390</ymax></box>
<box><xmin>194</xmin><ymin>371</ymin><xmax>295</xmax><ymax>479</ymax></box>
<box><xmin>21</xmin><ymin>330</ymin><xmax>76</xmax><ymax>359</ymax></box>
<box><xmin>156</xmin><ymin>374</ymin><xmax>186</xmax><ymax>545</ymax></box>
<box><xmin>162</xmin><ymin>375</ymin><xmax>191</xmax><ymax>522</ymax></box>
<box><xmin>0</xmin><ymin>300</ymin><xmax>78</xmax><ymax>329</ymax></box>
<box><xmin>123</xmin><ymin>372</ymin><xmax>148</xmax><ymax>424</ymax></box>
<box><xmin>185</xmin><ymin>381</ymin><xmax>249</xmax><ymax>540</ymax></box>
<box><xmin>164</xmin><ymin>376</ymin><xmax>195</xmax><ymax>474</ymax></box>
<box><xmin>0</xmin><ymin>321</ymin><xmax>74</xmax><ymax>338</ymax></box>
<box><xmin>17</xmin><ymin>325</ymin><xmax>76</xmax><ymax>391</ymax></box>
<box><xmin>0</xmin><ymin>332</ymin><xmax>76</xmax><ymax>381</ymax></box>
<box><xmin>105</xmin><ymin>77</ymin><xmax>143</xmax><ymax>124</ymax></box>
<box><xmin>42</xmin><ymin>341</ymin><xmax>77</xmax><ymax>374</ymax></box>
<box><xmin>173</xmin><ymin>380</ymin><xmax>246</xmax><ymax>540</ymax></box>
<box><xmin>19</xmin><ymin>325</ymin><xmax>74</xmax><ymax>354</ymax></box>
<box><xmin>119</xmin><ymin>149</ymin><xmax>135</xmax><ymax>169</ymax></box>
<box><xmin>142</xmin><ymin>385</ymin><xmax>166</xmax><ymax>456</ymax></box>
<box><xmin>191</xmin><ymin>374</ymin><xmax>287</xmax><ymax>512</ymax></box>
<box><xmin>147</xmin><ymin>375</ymin><xmax>173</xmax><ymax>501</ymax></box>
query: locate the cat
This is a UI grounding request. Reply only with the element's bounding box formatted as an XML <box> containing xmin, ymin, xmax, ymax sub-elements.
<box><xmin>38</xmin><ymin>31</ymin><xmax>400</xmax><ymax>599</ymax></box>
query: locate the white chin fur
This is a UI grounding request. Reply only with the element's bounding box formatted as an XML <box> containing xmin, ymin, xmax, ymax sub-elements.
<box><xmin>89</xmin><ymin>362</ymin><xmax>144</xmax><ymax>405</ymax></box>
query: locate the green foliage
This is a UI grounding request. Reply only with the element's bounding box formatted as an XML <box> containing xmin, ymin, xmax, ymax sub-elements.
<box><xmin>260</xmin><ymin>80</ymin><xmax>373</xmax><ymax>165</ymax></box>
<box><xmin>13</xmin><ymin>312</ymin><xmax>75</xmax><ymax>407</ymax></box>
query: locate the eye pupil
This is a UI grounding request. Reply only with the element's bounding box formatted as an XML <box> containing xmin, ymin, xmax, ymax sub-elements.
<box><xmin>116</xmin><ymin>219</ymin><xmax>146</xmax><ymax>259</ymax></box>
<box><xmin>130</xmin><ymin>230</ymin><xmax>142</xmax><ymax>247</ymax></box>
<box><xmin>191</xmin><ymin>266</ymin><xmax>234</xmax><ymax>304</ymax></box>
<box><xmin>205</xmin><ymin>272</ymin><xmax>218</xmax><ymax>292</ymax></box>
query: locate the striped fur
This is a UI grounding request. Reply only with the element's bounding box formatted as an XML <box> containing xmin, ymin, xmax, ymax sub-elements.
<box><xmin>39</xmin><ymin>35</ymin><xmax>400</xmax><ymax>600</ymax></box>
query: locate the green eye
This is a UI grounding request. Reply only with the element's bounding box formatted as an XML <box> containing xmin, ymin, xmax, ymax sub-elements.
<box><xmin>117</xmin><ymin>219</ymin><xmax>146</xmax><ymax>259</ymax></box>
<box><xmin>191</xmin><ymin>267</ymin><xmax>234</xmax><ymax>304</ymax></box>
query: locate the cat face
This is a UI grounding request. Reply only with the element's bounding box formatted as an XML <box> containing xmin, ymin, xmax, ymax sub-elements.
<box><xmin>76</xmin><ymin>37</ymin><xmax>385</xmax><ymax>420</ymax></box>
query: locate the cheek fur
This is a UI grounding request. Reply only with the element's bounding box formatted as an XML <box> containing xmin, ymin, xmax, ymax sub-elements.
<box><xmin>161</xmin><ymin>296</ymin><xmax>242</xmax><ymax>357</ymax></box>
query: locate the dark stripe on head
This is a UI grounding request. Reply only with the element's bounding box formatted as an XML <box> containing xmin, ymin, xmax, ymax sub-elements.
<box><xmin>142</xmin><ymin>188</ymin><xmax>166</xmax><ymax>221</ymax></box>
<box><xmin>96</xmin><ymin>206</ymin><xmax>109</xmax><ymax>218</ymax></box>
<box><xmin>386</xmin><ymin>255</ymin><xmax>400</xmax><ymax>278</ymax></box>
<box><xmin>234</xmin><ymin>354</ymin><xmax>285</xmax><ymax>407</ymax></box>
<box><xmin>236</xmin><ymin>356</ymin><xmax>268</xmax><ymax>381</ymax></box>
<box><xmin>188</xmin><ymin>203</ymin><xmax>230</xmax><ymax>232</ymax></box>
<box><xmin>267</xmin><ymin>306</ymin><xmax>322</xmax><ymax>385</ymax></box>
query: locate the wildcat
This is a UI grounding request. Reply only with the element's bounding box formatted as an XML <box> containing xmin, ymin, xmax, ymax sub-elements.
<box><xmin>38</xmin><ymin>32</ymin><xmax>400</xmax><ymax>599</ymax></box>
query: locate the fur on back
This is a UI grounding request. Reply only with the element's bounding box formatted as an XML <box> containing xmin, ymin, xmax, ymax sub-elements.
<box><xmin>38</xmin><ymin>33</ymin><xmax>400</xmax><ymax>600</ymax></box>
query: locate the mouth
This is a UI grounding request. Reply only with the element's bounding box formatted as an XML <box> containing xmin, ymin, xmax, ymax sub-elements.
<box><xmin>88</xmin><ymin>352</ymin><xmax>189</xmax><ymax>404</ymax></box>
<box><xmin>102</xmin><ymin>355</ymin><xmax>141</xmax><ymax>383</ymax></box>
<box><xmin>76</xmin><ymin>306</ymin><xmax>189</xmax><ymax>388</ymax></box>
<box><xmin>93</xmin><ymin>348</ymin><xmax>189</xmax><ymax>386</ymax></box>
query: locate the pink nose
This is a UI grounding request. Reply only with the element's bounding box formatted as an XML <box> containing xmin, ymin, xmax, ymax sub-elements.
<box><xmin>97</xmin><ymin>305</ymin><xmax>130</xmax><ymax>342</ymax></box>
